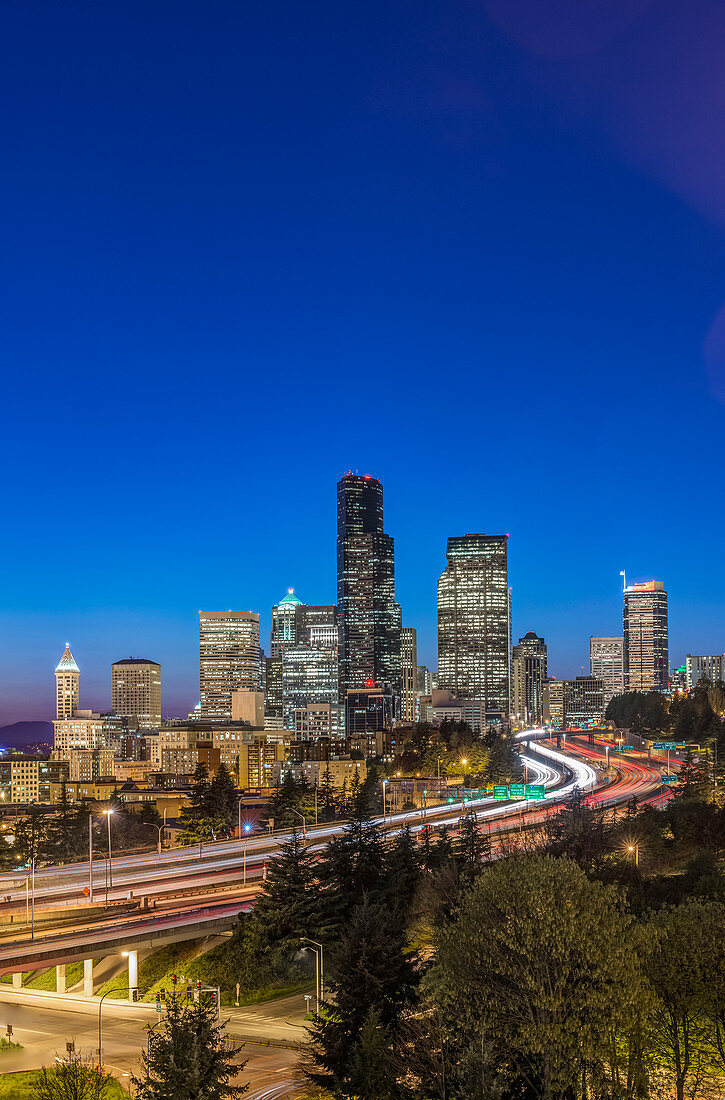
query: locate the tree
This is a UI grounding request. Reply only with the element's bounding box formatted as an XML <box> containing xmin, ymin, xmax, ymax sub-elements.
<box><xmin>381</xmin><ymin>825</ymin><xmax>421</xmax><ymax>915</ymax></box>
<box><xmin>304</xmin><ymin>898</ymin><xmax>418</xmax><ymax>1099</ymax></box>
<box><xmin>426</xmin><ymin>854</ymin><xmax>642</xmax><ymax>1100</ymax></box>
<box><xmin>133</xmin><ymin>990</ymin><xmax>247</xmax><ymax>1100</ymax></box>
<box><xmin>455</xmin><ymin>809</ymin><xmax>490</xmax><ymax>885</ymax></box>
<box><xmin>206</xmin><ymin>764</ymin><xmax>238</xmax><ymax>827</ymax></box>
<box><xmin>640</xmin><ymin>901</ymin><xmax>717</xmax><ymax>1100</ymax></box>
<box><xmin>266</xmin><ymin>773</ymin><xmax>313</xmax><ymax>829</ymax></box>
<box><xmin>345</xmin><ymin>1007</ymin><xmax>400</xmax><ymax>1100</ymax></box>
<box><xmin>251</xmin><ymin>826</ymin><xmax>324</xmax><ymax>954</ymax></box>
<box><xmin>32</xmin><ymin>1051</ymin><xmax>112</xmax><ymax>1099</ymax></box>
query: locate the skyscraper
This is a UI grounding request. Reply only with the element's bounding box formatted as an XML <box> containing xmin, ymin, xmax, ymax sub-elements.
<box><xmin>336</xmin><ymin>473</ymin><xmax>401</xmax><ymax>700</ymax></box>
<box><xmin>199</xmin><ymin>611</ymin><xmax>261</xmax><ymax>719</ymax></box>
<box><xmin>400</xmin><ymin>627</ymin><xmax>418</xmax><ymax>723</ymax></box>
<box><xmin>437</xmin><ymin>534</ymin><xmax>510</xmax><ymax>716</ymax></box>
<box><xmin>590</xmin><ymin>637</ymin><xmax>624</xmax><ymax>707</ymax></box>
<box><xmin>55</xmin><ymin>644</ymin><xmax>80</xmax><ymax>720</ymax></box>
<box><xmin>511</xmin><ymin>631</ymin><xmax>547</xmax><ymax>725</ymax></box>
<box><xmin>112</xmin><ymin>658</ymin><xmax>162</xmax><ymax>728</ymax></box>
<box><xmin>623</xmin><ymin>581</ymin><xmax>669</xmax><ymax>692</ymax></box>
<box><xmin>271</xmin><ymin>590</ymin><xmax>304</xmax><ymax>657</ymax></box>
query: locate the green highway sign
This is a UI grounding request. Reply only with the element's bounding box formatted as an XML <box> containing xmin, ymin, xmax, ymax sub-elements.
<box><xmin>653</xmin><ymin>742</ymin><xmax>676</xmax><ymax>750</ymax></box>
<box><xmin>661</xmin><ymin>774</ymin><xmax>677</xmax><ymax>783</ymax></box>
<box><xmin>493</xmin><ymin>785</ymin><xmax>509</xmax><ymax>800</ymax></box>
<box><xmin>526</xmin><ymin>784</ymin><xmax>545</xmax><ymax>799</ymax></box>
<box><xmin>509</xmin><ymin>783</ymin><xmax>526</xmax><ymax>799</ymax></box>
<box><xmin>623</xmin><ymin>745</ymin><xmax>634</xmax><ymax>750</ymax></box>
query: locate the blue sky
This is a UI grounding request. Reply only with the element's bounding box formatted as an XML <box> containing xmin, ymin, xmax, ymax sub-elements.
<box><xmin>1</xmin><ymin>0</ymin><xmax>724</xmax><ymax>723</ymax></box>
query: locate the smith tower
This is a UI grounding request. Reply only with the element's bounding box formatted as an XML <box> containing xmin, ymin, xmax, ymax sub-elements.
<box><xmin>336</xmin><ymin>473</ymin><xmax>401</xmax><ymax>701</ymax></box>
<box><xmin>55</xmin><ymin>644</ymin><xmax>80</xmax><ymax>719</ymax></box>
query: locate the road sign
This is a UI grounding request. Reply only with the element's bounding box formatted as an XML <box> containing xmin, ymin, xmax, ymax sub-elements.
<box><xmin>623</xmin><ymin>745</ymin><xmax>634</xmax><ymax>750</ymax></box>
<box><xmin>493</xmin><ymin>785</ymin><xmax>509</xmax><ymax>800</ymax></box>
<box><xmin>526</xmin><ymin>784</ymin><xmax>545</xmax><ymax>799</ymax></box>
<box><xmin>661</xmin><ymin>774</ymin><xmax>678</xmax><ymax>783</ymax></box>
<box><xmin>509</xmin><ymin>784</ymin><xmax>526</xmax><ymax>799</ymax></box>
<box><xmin>653</xmin><ymin>741</ymin><xmax>676</xmax><ymax>749</ymax></box>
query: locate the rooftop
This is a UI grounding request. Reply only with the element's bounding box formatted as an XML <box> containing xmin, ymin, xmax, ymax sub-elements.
<box><xmin>55</xmin><ymin>645</ymin><xmax>79</xmax><ymax>674</ymax></box>
<box><xmin>277</xmin><ymin>588</ymin><xmax>304</xmax><ymax>608</ymax></box>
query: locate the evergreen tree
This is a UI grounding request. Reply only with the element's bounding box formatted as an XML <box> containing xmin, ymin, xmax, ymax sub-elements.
<box><xmin>304</xmin><ymin>898</ymin><xmax>418</xmax><ymax>1099</ymax></box>
<box><xmin>206</xmin><ymin>763</ymin><xmax>238</xmax><ymax>826</ymax></box>
<box><xmin>189</xmin><ymin>762</ymin><xmax>210</xmax><ymax>810</ymax></box>
<box><xmin>382</xmin><ymin>825</ymin><xmax>421</xmax><ymax>916</ymax></box>
<box><xmin>318</xmin><ymin>799</ymin><xmax>386</xmax><ymax>933</ymax></box>
<box><xmin>455</xmin><ymin>809</ymin><xmax>490</xmax><ymax>885</ymax></box>
<box><xmin>318</xmin><ymin>763</ymin><xmax>336</xmax><ymax>822</ymax></box>
<box><xmin>133</xmin><ymin>990</ymin><xmax>247</xmax><ymax>1100</ymax></box>
<box><xmin>251</xmin><ymin>826</ymin><xmax>323</xmax><ymax>953</ymax></box>
<box><xmin>266</xmin><ymin>772</ymin><xmax>312</xmax><ymax>829</ymax></box>
<box><xmin>345</xmin><ymin>1008</ymin><xmax>400</xmax><ymax>1100</ymax></box>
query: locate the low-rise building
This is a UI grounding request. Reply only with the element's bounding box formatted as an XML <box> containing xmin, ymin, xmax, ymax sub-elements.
<box><xmin>52</xmin><ymin>748</ymin><xmax>115</xmax><ymax>782</ymax></box>
<box><xmin>543</xmin><ymin>677</ymin><xmax>604</xmax><ymax>729</ymax></box>
<box><xmin>274</xmin><ymin>758</ymin><xmax>367</xmax><ymax>789</ymax></box>
<box><xmin>0</xmin><ymin>757</ymin><xmax>70</xmax><ymax>804</ymax></box>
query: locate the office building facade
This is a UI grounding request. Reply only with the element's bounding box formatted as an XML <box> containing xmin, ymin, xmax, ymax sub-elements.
<box><xmin>55</xmin><ymin>645</ymin><xmax>80</xmax><ymax>720</ymax></box>
<box><xmin>623</xmin><ymin>582</ymin><xmax>669</xmax><ymax>692</ymax></box>
<box><xmin>270</xmin><ymin>590</ymin><xmax>304</xmax><ymax>657</ymax></box>
<box><xmin>543</xmin><ymin>676</ymin><xmax>604</xmax><ymax>728</ymax></box>
<box><xmin>511</xmin><ymin>631</ymin><xmax>547</xmax><ymax>726</ymax></box>
<box><xmin>685</xmin><ymin>654</ymin><xmax>725</xmax><ymax>691</ymax></box>
<box><xmin>437</xmin><ymin>534</ymin><xmax>510</xmax><ymax>716</ymax></box>
<box><xmin>590</xmin><ymin>637</ymin><xmax>625</xmax><ymax>708</ymax></box>
<box><xmin>199</xmin><ymin>611</ymin><xmax>261</xmax><ymax>719</ymax></box>
<box><xmin>400</xmin><ymin>627</ymin><xmax>418</xmax><ymax>723</ymax></box>
<box><xmin>282</xmin><ymin>644</ymin><xmax>339</xmax><ymax>730</ymax></box>
<box><xmin>112</xmin><ymin>658</ymin><xmax>161</xmax><ymax>728</ymax></box>
<box><xmin>337</xmin><ymin>473</ymin><xmax>401</xmax><ymax>700</ymax></box>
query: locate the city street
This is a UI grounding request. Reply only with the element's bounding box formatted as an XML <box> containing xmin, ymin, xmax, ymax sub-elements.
<box><xmin>0</xmin><ymin>996</ymin><xmax>301</xmax><ymax>1096</ymax></box>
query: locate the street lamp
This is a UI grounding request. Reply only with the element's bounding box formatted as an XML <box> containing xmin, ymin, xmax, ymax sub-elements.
<box><xmin>382</xmin><ymin>779</ymin><xmax>388</xmax><ymax>824</ymax></box>
<box><xmin>300</xmin><ymin>937</ymin><xmax>324</xmax><ymax>1014</ymax></box>
<box><xmin>144</xmin><ymin>821</ymin><xmax>165</xmax><ymax>855</ymax></box>
<box><xmin>242</xmin><ymin>822</ymin><xmax>251</xmax><ymax>885</ymax></box>
<box><xmin>98</xmin><ymin>987</ymin><xmax>125</xmax><ymax>1070</ymax></box>
<box><xmin>291</xmin><ymin>809</ymin><xmax>306</xmax><ymax>838</ymax></box>
<box><xmin>627</xmin><ymin>843</ymin><xmax>639</xmax><ymax>867</ymax></box>
<box><xmin>103</xmin><ymin>810</ymin><xmax>114</xmax><ymax>889</ymax></box>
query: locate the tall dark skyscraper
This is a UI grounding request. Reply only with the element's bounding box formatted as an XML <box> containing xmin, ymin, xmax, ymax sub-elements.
<box><xmin>337</xmin><ymin>473</ymin><xmax>401</xmax><ymax>702</ymax></box>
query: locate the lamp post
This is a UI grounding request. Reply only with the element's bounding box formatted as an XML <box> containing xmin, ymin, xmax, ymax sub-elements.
<box><xmin>291</xmin><ymin>809</ymin><xmax>306</xmax><ymax>838</ymax></box>
<box><xmin>382</xmin><ymin>779</ymin><xmax>388</xmax><ymax>824</ymax></box>
<box><xmin>144</xmin><ymin>822</ymin><xmax>164</xmax><ymax>855</ymax></box>
<box><xmin>300</xmin><ymin>937</ymin><xmax>324</xmax><ymax>1014</ymax></box>
<box><xmin>98</xmin><ymin>987</ymin><xmax>125</xmax><ymax>1070</ymax></box>
<box><xmin>88</xmin><ymin>813</ymin><xmax>94</xmax><ymax>902</ymax></box>
<box><xmin>103</xmin><ymin>810</ymin><xmax>114</xmax><ymax>889</ymax></box>
<box><xmin>627</xmin><ymin>843</ymin><xmax>639</xmax><ymax>867</ymax></box>
<box><xmin>241</xmin><ymin>822</ymin><xmax>251</xmax><ymax>885</ymax></box>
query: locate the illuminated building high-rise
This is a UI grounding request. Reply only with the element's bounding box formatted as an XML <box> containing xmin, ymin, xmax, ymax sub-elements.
<box><xmin>199</xmin><ymin>611</ymin><xmax>261</xmax><ymax>719</ymax></box>
<box><xmin>437</xmin><ymin>535</ymin><xmax>510</xmax><ymax>716</ymax></box>
<box><xmin>589</xmin><ymin>637</ymin><xmax>624</xmax><ymax>708</ymax></box>
<box><xmin>623</xmin><ymin>581</ymin><xmax>669</xmax><ymax>692</ymax></box>
<box><xmin>55</xmin><ymin>644</ymin><xmax>80</xmax><ymax>720</ymax></box>
<box><xmin>511</xmin><ymin>632</ymin><xmax>547</xmax><ymax>725</ymax></box>
<box><xmin>336</xmin><ymin>473</ymin><xmax>401</xmax><ymax>700</ymax></box>
<box><xmin>270</xmin><ymin>590</ymin><xmax>304</xmax><ymax>657</ymax></box>
<box><xmin>400</xmin><ymin>627</ymin><xmax>417</xmax><ymax>723</ymax></box>
<box><xmin>112</xmin><ymin>658</ymin><xmax>161</xmax><ymax>728</ymax></box>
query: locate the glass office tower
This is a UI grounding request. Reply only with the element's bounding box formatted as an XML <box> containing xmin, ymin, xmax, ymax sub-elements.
<box><xmin>336</xmin><ymin>473</ymin><xmax>401</xmax><ymax>702</ymax></box>
<box><xmin>437</xmin><ymin>534</ymin><xmax>510</xmax><ymax>715</ymax></box>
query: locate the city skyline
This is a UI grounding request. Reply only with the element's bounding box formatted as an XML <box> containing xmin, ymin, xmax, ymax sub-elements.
<box><xmin>0</xmin><ymin>464</ymin><xmax>715</xmax><ymax>725</ymax></box>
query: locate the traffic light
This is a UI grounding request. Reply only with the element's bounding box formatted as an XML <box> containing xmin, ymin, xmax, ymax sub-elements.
<box><xmin>171</xmin><ymin>974</ymin><xmax>177</xmax><ymax>986</ymax></box>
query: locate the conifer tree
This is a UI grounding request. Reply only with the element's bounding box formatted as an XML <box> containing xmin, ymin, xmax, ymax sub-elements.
<box><xmin>133</xmin><ymin>991</ymin><xmax>247</xmax><ymax>1100</ymax></box>
<box><xmin>455</xmin><ymin>809</ymin><xmax>490</xmax><ymax>886</ymax></box>
<box><xmin>251</xmin><ymin>826</ymin><xmax>323</xmax><ymax>952</ymax></box>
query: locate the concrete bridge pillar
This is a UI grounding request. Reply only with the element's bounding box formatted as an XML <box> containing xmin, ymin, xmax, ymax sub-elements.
<box><xmin>127</xmin><ymin>950</ymin><xmax>138</xmax><ymax>1003</ymax></box>
<box><xmin>56</xmin><ymin>964</ymin><xmax>66</xmax><ymax>993</ymax></box>
<box><xmin>11</xmin><ymin>972</ymin><xmax>21</xmax><ymax>989</ymax></box>
<box><xmin>83</xmin><ymin>959</ymin><xmax>94</xmax><ymax>997</ymax></box>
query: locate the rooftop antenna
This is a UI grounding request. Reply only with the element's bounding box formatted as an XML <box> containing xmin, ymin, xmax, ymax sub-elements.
<box><xmin>619</xmin><ymin>569</ymin><xmax>626</xmax><ymax>593</ymax></box>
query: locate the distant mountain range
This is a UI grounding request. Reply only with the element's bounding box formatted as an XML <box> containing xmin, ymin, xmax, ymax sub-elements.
<box><xmin>0</xmin><ymin>721</ymin><xmax>53</xmax><ymax>751</ymax></box>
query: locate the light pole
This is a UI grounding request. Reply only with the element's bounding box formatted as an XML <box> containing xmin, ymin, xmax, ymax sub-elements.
<box><xmin>30</xmin><ymin>856</ymin><xmax>35</xmax><ymax>941</ymax></box>
<box><xmin>88</xmin><ymin>813</ymin><xmax>94</xmax><ymax>902</ymax></box>
<box><xmin>103</xmin><ymin>810</ymin><xmax>114</xmax><ymax>889</ymax></box>
<box><xmin>291</xmin><ymin>809</ymin><xmax>306</xmax><ymax>838</ymax></box>
<box><xmin>241</xmin><ymin>822</ymin><xmax>251</xmax><ymax>885</ymax></box>
<box><xmin>627</xmin><ymin>843</ymin><xmax>639</xmax><ymax>867</ymax></box>
<box><xmin>382</xmin><ymin>779</ymin><xmax>388</xmax><ymax>824</ymax></box>
<box><xmin>300</xmin><ymin>937</ymin><xmax>324</xmax><ymax>1014</ymax></box>
<box><xmin>144</xmin><ymin>822</ymin><xmax>164</xmax><ymax>855</ymax></box>
<box><xmin>98</xmin><ymin>987</ymin><xmax>125</xmax><ymax>1070</ymax></box>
